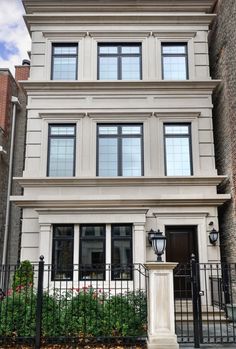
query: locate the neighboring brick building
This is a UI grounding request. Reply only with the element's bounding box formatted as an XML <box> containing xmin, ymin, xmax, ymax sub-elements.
<box><xmin>209</xmin><ymin>0</ymin><xmax>236</xmax><ymax>263</ymax></box>
<box><xmin>0</xmin><ymin>62</ymin><xmax>29</xmax><ymax>264</ymax></box>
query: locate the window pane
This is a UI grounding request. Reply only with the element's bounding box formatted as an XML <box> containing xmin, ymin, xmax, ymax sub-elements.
<box><xmin>49</xmin><ymin>138</ymin><xmax>74</xmax><ymax>177</ymax></box>
<box><xmin>52</xmin><ymin>225</ymin><xmax>73</xmax><ymax>281</ymax></box>
<box><xmin>52</xmin><ymin>56</ymin><xmax>77</xmax><ymax>80</ymax></box>
<box><xmin>113</xmin><ymin>240</ymin><xmax>132</xmax><ymax>265</ymax></box>
<box><xmin>54</xmin><ymin>45</ymin><xmax>77</xmax><ymax>55</ymax></box>
<box><xmin>98</xmin><ymin>138</ymin><xmax>118</xmax><ymax>176</ymax></box>
<box><xmin>50</xmin><ymin>125</ymin><xmax>75</xmax><ymax>136</ymax></box>
<box><xmin>121</xmin><ymin>46</ymin><xmax>140</xmax><ymax>54</ymax></box>
<box><xmin>112</xmin><ymin>225</ymin><xmax>132</xmax><ymax>237</ymax></box>
<box><xmin>99</xmin><ymin>126</ymin><xmax>118</xmax><ymax>135</ymax></box>
<box><xmin>81</xmin><ymin>225</ymin><xmax>105</xmax><ymax>237</ymax></box>
<box><xmin>163</xmin><ymin>56</ymin><xmax>187</xmax><ymax>80</ymax></box>
<box><xmin>122</xmin><ymin>126</ymin><xmax>141</xmax><ymax>135</ymax></box>
<box><xmin>162</xmin><ymin>45</ymin><xmax>186</xmax><ymax>54</ymax></box>
<box><xmin>99</xmin><ymin>46</ymin><xmax>118</xmax><ymax>54</ymax></box>
<box><xmin>122</xmin><ymin>56</ymin><xmax>140</xmax><ymax>80</ymax></box>
<box><xmin>122</xmin><ymin>138</ymin><xmax>142</xmax><ymax>176</ymax></box>
<box><xmin>99</xmin><ymin>57</ymin><xmax>118</xmax><ymax>80</ymax></box>
<box><xmin>165</xmin><ymin>137</ymin><xmax>191</xmax><ymax>176</ymax></box>
<box><xmin>80</xmin><ymin>225</ymin><xmax>105</xmax><ymax>280</ymax></box>
<box><xmin>165</xmin><ymin>125</ymin><xmax>189</xmax><ymax>135</ymax></box>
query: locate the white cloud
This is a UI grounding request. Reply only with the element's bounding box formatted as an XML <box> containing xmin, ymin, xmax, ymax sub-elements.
<box><xmin>0</xmin><ymin>0</ymin><xmax>31</xmax><ymax>74</ymax></box>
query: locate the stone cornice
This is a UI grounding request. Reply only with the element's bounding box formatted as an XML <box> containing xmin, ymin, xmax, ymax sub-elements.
<box><xmin>20</xmin><ymin>80</ymin><xmax>221</xmax><ymax>93</ymax></box>
<box><xmin>14</xmin><ymin>176</ymin><xmax>227</xmax><ymax>188</ymax></box>
<box><xmin>24</xmin><ymin>14</ymin><xmax>215</xmax><ymax>30</ymax></box>
<box><xmin>10</xmin><ymin>196</ymin><xmax>231</xmax><ymax>208</ymax></box>
<box><xmin>23</xmin><ymin>1</ymin><xmax>216</xmax><ymax>14</ymax></box>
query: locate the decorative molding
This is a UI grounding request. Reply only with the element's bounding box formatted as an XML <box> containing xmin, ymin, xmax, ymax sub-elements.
<box><xmin>87</xmin><ymin>112</ymin><xmax>153</xmax><ymax>119</ymax></box>
<box><xmin>23</xmin><ymin>1</ymin><xmax>216</xmax><ymax>15</ymax></box>
<box><xmin>153</xmin><ymin>31</ymin><xmax>197</xmax><ymax>38</ymax></box>
<box><xmin>155</xmin><ymin>112</ymin><xmax>200</xmax><ymax>118</ymax></box>
<box><xmin>24</xmin><ymin>14</ymin><xmax>216</xmax><ymax>30</ymax></box>
<box><xmin>88</xmin><ymin>31</ymin><xmax>150</xmax><ymax>38</ymax></box>
<box><xmin>14</xmin><ymin>176</ymin><xmax>228</xmax><ymax>188</ymax></box>
<box><xmin>42</xmin><ymin>31</ymin><xmax>87</xmax><ymax>38</ymax></box>
<box><xmin>20</xmin><ymin>80</ymin><xmax>221</xmax><ymax>93</ymax></box>
<box><xmin>39</xmin><ymin>112</ymin><xmax>86</xmax><ymax>119</ymax></box>
<box><xmin>11</xmin><ymin>196</ymin><xmax>231</xmax><ymax>209</ymax></box>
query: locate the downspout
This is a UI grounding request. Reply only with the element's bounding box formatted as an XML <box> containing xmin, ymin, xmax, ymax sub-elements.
<box><xmin>1</xmin><ymin>96</ymin><xmax>21</xmax><ymax>267</ymax></box>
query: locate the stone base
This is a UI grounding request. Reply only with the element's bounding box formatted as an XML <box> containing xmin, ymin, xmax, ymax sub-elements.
<box><xmin>147</xmin><ymin>335</ymin><xmax>179</xmax><ymax>349</ymax></box>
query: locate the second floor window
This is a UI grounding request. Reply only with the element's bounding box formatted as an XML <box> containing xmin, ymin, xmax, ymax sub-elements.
<box><xmin>51</xmin><ymin>43</ymin><xmax>78</xmax><ymax>80</ymax></box>
<box><xmin>98</xmin><ymin>43</ymin><xmax>142</xmax><ymax>80</ymax></box>
<box><xmin>48</xmin><ymin>124</ymin><xmax>76</xmax><ymax>177</ymax></box>
<box><xmin>162</xmin><ymin>43</ymin><xmax>188</xmax><ymax>80</ymax></box>
<box><xmin>164</xmin><ymin>123</ymin><xmax>192</xmax><ymax>176</ymax></box>
<box><xmin>97</xmin><ymin>124</ymin><xmax>143</xmax><ymax>177</ymax></box>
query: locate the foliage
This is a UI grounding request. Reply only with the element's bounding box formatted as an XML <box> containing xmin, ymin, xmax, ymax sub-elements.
<box><xmin>12</xmin><ymin>260</ymin><xmax>34</xmax><ymax>291</ymax></box>
<box><xmin>0</xmin><ymin>285</ymin><xmax>147</xmax><ymax>340</ymax></box>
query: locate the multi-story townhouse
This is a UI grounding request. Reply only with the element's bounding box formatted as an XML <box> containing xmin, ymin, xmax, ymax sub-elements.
<box><xmin>0</xmin><ymin>63</ymin><xmax>29</xmax><ymax>265</ymax></box>
<box><xmin>210</xmin><ymin>0</ymin><xmax>236</xmax><ymax>264</ymax></box>
<box><xmin>14</xmin><ymin>0</ymin><xmax>230</xmax><ymax>285</ymax></box>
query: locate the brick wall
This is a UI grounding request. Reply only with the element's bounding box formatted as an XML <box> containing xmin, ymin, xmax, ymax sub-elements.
<box><xmin>0</xmin><ymin>65</ymin><xmax>29</xmax><ymax>264</ymax></box>
<box><xmin>210</xmin><ymin>0</ymin><xmax>236</xmax><ymax>262</ymax></box>
<box><xmin>0</xmin><ymin>72</ymin><xmax>12</xmax><ymax>131</ymax></box>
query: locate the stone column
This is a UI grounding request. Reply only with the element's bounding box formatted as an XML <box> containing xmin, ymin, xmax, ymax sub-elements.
<box><xmin>145</xmin><ymin>262</ymin><xmax>179</xmax><ymax>349</ymax></box>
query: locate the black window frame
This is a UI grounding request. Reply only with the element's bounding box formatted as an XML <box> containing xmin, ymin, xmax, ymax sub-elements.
<box><xmin>51</xmin><ymin>43</ymin><xmax>78</xmax><ymax>80</ymax></box>
<box><xmin>161</xmin><ymin>43</ymin><xmax>189</xmax><ymax>80</ymax></box>
<box><xmin>97</xmin><ymin>123</ymin><xmax>144</xmax><ymax>177</ymax></box>
<box><xmin>51</xmin><ymin>224</ymin><xmax>74</xmax><ymax>281</ymax></box>
<box><xmin>111</xmin><ymin>224</ymin><xmax>133</xmax><ymax>281</ymax></box>
<box><xmin>47</xmin><ymin>123</ymin><xmax>76</xmax><ymax>177</ymax></box>
<box><xmin>164</xmin><ymin>123</ymin><xmax>193</xmax><ymax>176</ymax></box>
<box><xmin>79</xmin><ymin>224</ymin><xmax>106</xmax><ymax>281</ymax></box>
<box><xmin>97</xmin><ymin>43</ymin><xmax>142</xmax><ymax>80</ymax></box>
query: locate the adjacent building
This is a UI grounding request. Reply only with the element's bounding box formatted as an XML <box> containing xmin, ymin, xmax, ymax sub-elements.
<box><xmin>210</xmin><ymin>0</ymin><xmax>236</xmax><ymax>263</ymax></box>
<box><xmin>13</xmin><ymin>0</ymin><xmax>230</xmax><ymax>283</ymax></box>
<box><xmin>0</xmin><ymin>63</ymin><xmax>29</xmax><ymax>265</ymax></box>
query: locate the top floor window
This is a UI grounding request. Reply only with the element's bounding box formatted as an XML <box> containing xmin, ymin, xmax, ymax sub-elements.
<box><xmin>98</xmin><ymin>43</ymin><xmax>142</xmax><ymax>80</ymax></box>
<box><xmin>162</xmin><ymin>43</ymin><xmax>188</xmax><ymax>80</ymax></box>
<box><xmin>51</xmin><ymin>43</ymin><xmax>78</xmax><ymax>80</ymax></box>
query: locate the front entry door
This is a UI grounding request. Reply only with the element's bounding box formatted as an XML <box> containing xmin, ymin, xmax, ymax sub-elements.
<box><xmin>166</xmin><ymin>226</ymin><xmax>198</xmax><ymax>298</ymax></box>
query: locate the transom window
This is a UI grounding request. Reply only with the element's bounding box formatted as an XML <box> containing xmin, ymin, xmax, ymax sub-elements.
<box><xmin>111</xmin><ymin>225</ymin><xmax>133</xmax><ymax>280</ymax></box>
<box><xmin>47</xmin><ymin>124</ymin><xmax>76</xmax><ymax>177</ymax></box>
<box><xmin>162</xmin><ymin>43</ymin><xmax>188</xmax><ymax>80</ymax></box>
<box><xmin>51</xmin><ymin>43</ymin><xmax>78</xmax><ymax>80</ymax></box>
<box><xmin>97</xmin><ymin>124</ymin><xmax>143</xmax><ymax>177</ymax></box>
<box><xmin>98</xmin><ymin>43</ymin><xmax>142</xmax><ymax>80</ymax></box>
<box><xmin>164</xmin><ymin>124</ymin><xmax>192</xmax><ymax>176</ymax></box>
<box><xmin>79</xmin><ymin>225</ymin><xmax>106</xmax><ymax>280</ymax></box>
<box><xmin>52</xmin><ymin>225</ymin><xmax>74</xmax><ymax>281</ymax></box>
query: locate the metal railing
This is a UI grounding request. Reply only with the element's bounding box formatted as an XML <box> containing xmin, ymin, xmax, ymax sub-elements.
<box><xmin>0</xmin><ymin>259</ymin><xmax>148</xmax><ymax>348</ymax></box>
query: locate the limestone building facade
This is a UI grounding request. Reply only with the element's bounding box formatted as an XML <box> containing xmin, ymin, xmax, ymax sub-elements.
<box><xmin>13</xmin><ymin>0</ymin><xmax>230</xmax><ymax>282</ymax></box>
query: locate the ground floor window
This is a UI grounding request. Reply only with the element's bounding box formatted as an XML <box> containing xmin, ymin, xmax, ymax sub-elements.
<box><xmin>51</xmin><ymin>223</ymin><xmax>133</xmax><ymax>281</ymax></box>
<box><xmin>52</xmin><ymin>225</ymin><xmax>74</xmax><ymax>281</ymax></box>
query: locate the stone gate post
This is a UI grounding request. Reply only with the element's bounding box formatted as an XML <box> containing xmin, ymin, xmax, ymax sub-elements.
<box><xmin>145</xmin><ymin>262</ymin><xmax>179</xmax><ymax>349</ymax></box>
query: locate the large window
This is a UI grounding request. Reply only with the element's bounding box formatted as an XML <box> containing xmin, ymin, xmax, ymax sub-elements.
<box><xmin>164</xmin><ymin>124</ymin><xmax>192</xmax><ymax>176</ymax></box>
<box><xmin>51</xmin><ymin>43</ymin><xmax>78</xmax><ymax>80</ymax></box>
<box><xmin>97</xmin><ymin>124</ymin><xmax>143</xmax><ymax>177</ymax></box>
<box><xmin>111</xmin><ymin>225</ymin><xmax>133</xmax><ymax>280</ymax></box>
<box><xmin>52</xmin><ymin>225</ymin><xmax>74</xmax><ymax>281</ymax></box>
<box><xmin>162</xmin><ymin>43</ymin><xmax>188</xmax><ymax>80</ymax></box>
<box><xmin>79</xmin><ymin>225</ymin><xmax>106</xmax><ymax>280</ymax></box>
<box><xmin>47</xmin><ymin>124</ymin><xmax>76</xmax><ymax>177</ymax></box>
<box><xmin>98</xmin><ymin>43</ymin><xmax>142</xmax><ymax>80</ymax></box>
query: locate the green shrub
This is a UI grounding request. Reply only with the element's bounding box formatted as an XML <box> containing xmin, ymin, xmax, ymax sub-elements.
<box><xmin>12</xmin><ymin>260</ymin><xmax>34</xmax><ymax>291</ymax></box>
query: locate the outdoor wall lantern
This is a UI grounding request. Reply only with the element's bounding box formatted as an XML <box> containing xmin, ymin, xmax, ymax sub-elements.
<box><xmin>209</xmin><ymin>228</ymin><xmax>219</xmax><ymax>245</ymax></box>
<box><xmin>148</xmin><ymin>229</ymin><xmax>167</xmax><ymax>262</ymax></box>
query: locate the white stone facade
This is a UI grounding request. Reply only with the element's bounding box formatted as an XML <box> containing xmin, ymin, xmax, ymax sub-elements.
<box><xmin>13</xmin><ymin>0</ymin><xmax>230</xmax><ymax>270</ymax></box>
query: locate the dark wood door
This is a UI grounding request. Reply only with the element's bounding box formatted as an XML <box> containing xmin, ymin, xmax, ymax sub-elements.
<box><xmin>166</xmin><ymin>226</ymin><xmax>198</xmax><ymax>298</ymax></box>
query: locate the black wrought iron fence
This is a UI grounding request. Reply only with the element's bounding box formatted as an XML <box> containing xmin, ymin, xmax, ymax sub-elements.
<box><xmin>174</xmin><ymin>256</ymin><xmax>236</xmax><ymax>347</ymax></box>
<box><xmin>0</xmin><ymin>259</ymin><xmax>148</xmax><ymax>348</ymax></box>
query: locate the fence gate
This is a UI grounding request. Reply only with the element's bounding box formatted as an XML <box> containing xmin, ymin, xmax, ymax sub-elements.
<box><xmin>175</xmin><ymin>255</ymin><xmax>236</xmax><ymax>347</ymax></box>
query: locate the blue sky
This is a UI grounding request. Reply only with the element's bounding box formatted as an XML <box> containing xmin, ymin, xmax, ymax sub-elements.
<box><xmin>0</xmin><ymin>0</ymin><xmax>31</xmax><ymax>74</ymax></box>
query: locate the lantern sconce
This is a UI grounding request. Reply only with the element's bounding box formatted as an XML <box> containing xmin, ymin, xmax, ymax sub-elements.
<box><xmin>208</xmin><ymin>222</ymin><xmax>219</xmax><ymax>245</ymax></box>
<box><xmin>148</xmin><ymin>229</ymin><xmax>167</xmax><ymax>262</ymax></box>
